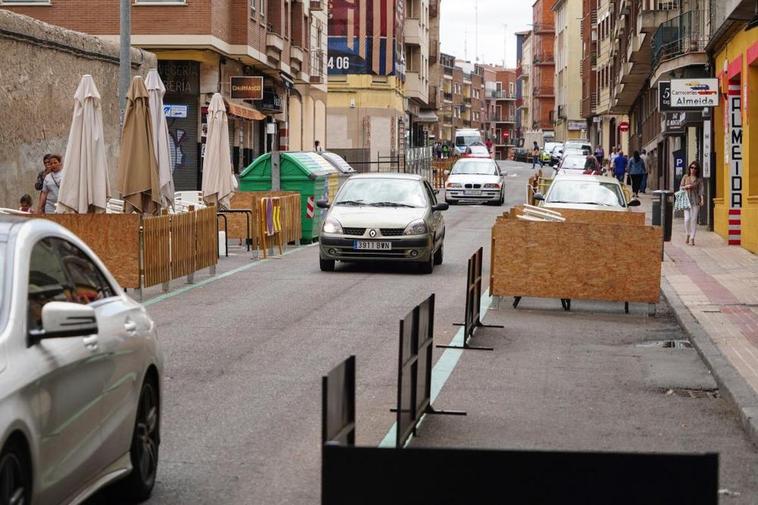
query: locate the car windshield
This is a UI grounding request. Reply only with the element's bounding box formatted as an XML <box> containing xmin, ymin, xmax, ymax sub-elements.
<box><xmin>545</xmin><ymin>142</ymin><xmax>561</xmax><ymax>152</ymax></box>
<box><xmin>456</xmin><ymin>135</ymin><xmax>481</xmax><ymax>146</ymax></box>
<box><xmin>334</xmin><ymin>178</ymin><xmax>428</xmax><ymax>208</ymax></box>
<box><xmin>547</xmin><ymin>181</ymin><xmax>626</xmax><ymax>207</ymax></box>
<box><xmin>562</xmin><ymin>156</ymin><xmax>587</xmax><ymax>169</ymax></box>
<box><xmin>451</xmin><ymin>160</ymin><xmax>498</xmax><ymax>175</ymax></box>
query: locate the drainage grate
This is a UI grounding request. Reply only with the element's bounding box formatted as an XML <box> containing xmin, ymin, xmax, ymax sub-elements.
<box><xmin>636</xmin><ymin>340</ymin><xmax>693</xmax><ymax>349</ymax></box>
<box><xmin>663</xmin><ymin>388</ymin><xmax>720</xmax><ymax>399</ymax></box>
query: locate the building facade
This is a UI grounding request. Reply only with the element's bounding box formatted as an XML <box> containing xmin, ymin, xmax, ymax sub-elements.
<box><xmin>3</xmin><ymin>0</ymin><xmax>329</xmax><ymax>191</ymax></box>
<box><xmin>553</xmin><ymin>0</ymin><xmax>584</xmax><ymax>141</ymax></box>
<box><xmin>516</xmin><ymin>31</ymin><xmax>533</xmax><ymax>145</ymax></box>
<box><xmin>532</xmin><ymin>0</ymin><xmax>556</xmax><ymax>139</ymax></box>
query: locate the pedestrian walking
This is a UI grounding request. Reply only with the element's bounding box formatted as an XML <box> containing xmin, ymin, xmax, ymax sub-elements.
<box><xmin>680</xmin><ymin>161</ymin><xmax>704</xmax><ymax>246</ymax></box>
<box><xmin>314</xmin><ymin>140</ymin><xmax>324</xmax><ymax>153</ymax></box>
<box><xmin>485</xmin><ymin>137</ymin><xmax>493</xmax><ymax>154</ymax></box>
<box><xmin>640</xmin><ymin>149</ymin><xmax>649</xmax><ymax>193</ymax></box>
<box><xmin>18</xmin><ymin>194</ymin><xmax>34</xmax><ymax>213</ymax></box>
<box><xmin>594</xmin><ymin>145</ymin><xmax>605</xmax><ymax>166</ymax></box>
<box><xmin>37</xmin><ymin>154</ymin><xmax>63</xmax><ymax>214</ymax></box>
<box><xmin>612</xmin><ymin>149</ymin><xmax>628</xmax><ymax>183</ymax></box>
<box><xmin>532</xmin><ymin>142</ymin><xmax>541</xmax><ymax>170</ymax></box>
<box><xmin>628</xmin><ymin>150</ymin><xmax>646</xmax><ymax>197</ymax></box>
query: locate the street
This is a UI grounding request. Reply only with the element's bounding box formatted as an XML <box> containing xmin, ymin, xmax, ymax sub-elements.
<box><xmin>88</xmin><ymin>161</ymin><xmax>758</xmax><ymax>504</ymax></box>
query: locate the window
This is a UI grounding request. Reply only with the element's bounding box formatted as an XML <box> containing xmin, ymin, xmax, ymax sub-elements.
<box><xmin>28</xmin><ymin>238</ymin><xmax>74</xmax><ymax>332</ymax></box>
<box><xmin>0</xmin><ymin>0</ymin><xmax>51</xmax><ymax>3</ymax></box>
<box><xmin>57</xmin><ymin>240</ymin><xmax>115</xmax><ymax>304</ymax></box>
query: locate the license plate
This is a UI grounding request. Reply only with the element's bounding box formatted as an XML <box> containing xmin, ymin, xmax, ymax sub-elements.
<box><xmin>464</xmin><ymin>190</ymin><xmax>481</xmax><ymax>196</ymax></box>
<box><xmin>353</xmin><ymin>241</ymin><xmax>392</xmax><ymax>250</ymax></box>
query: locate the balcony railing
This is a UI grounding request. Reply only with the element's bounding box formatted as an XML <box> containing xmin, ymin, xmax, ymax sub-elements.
<box><xmin>533</xmin><ymin>23</ymin><xmax>555</xmax><ymax>33</ymax></box>
<box><xmin>652</xmin><ymin>10</ymin><xmax>708</xmax><ymax>70</ymax></box>
<box><xmin>443</xmin><ymin>67</ymin><xmax>454</xmax><ymax>76</ymax></box>
<box><xmin>533</xmin><ymin>86</ymin><xmax>555</xmax><ymax>97</ymax></box>
<box><xmin>488</xmin><ymin>90</ymin><xmax>516</xmax><ymax>99</ymax></box>
<box><xmin>533</xmin><ymin>52</ymin><xmax>555</xmax><ymax>65</ymax></box>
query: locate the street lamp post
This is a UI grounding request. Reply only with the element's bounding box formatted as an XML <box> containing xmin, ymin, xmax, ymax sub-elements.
<box><xmin>119</xmin><ymin>0</ymin><xmax>131</xmax><ymax>125</ymax></box>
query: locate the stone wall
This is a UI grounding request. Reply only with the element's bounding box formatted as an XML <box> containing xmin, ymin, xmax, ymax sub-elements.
<box><xmin>0</xmin><ymin>10</ymin><xmax>156</xmax><ymax>208</ymax></box>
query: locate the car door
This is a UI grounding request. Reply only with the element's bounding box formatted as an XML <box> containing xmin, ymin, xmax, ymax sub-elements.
<box><xmin>424</xmin><ymin>182</ymin><xmax>444</xmax><ymax>247</ymax></box>
<box><xmin>56</xmin><ymin>239</ymin><xmax>146</xmax><ymax>470</ymax></box>
<box><xmin>25</xmin><ymin>237</ymin><xmax>110</xmax><ymax>505</ymax></box>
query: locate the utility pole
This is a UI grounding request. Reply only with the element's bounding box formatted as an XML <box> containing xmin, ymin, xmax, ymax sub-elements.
<box><xmin>119</xmin><ymin>0</ymin><xmax>131</xmax><ymax>125</ymax></box>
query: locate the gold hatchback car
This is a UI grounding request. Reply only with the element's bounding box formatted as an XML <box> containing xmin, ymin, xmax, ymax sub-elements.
<box><xmin>317</xmin><ymin>174</ymin><xmax>449</xmax><ymax>274</ymax></box>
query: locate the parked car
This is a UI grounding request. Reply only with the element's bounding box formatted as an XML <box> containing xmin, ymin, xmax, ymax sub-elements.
<box><xmin>535</xmin><ymin>173</ymin><xmax>641</xmax><ymax>212</ymax></box>
<box><xmin>0</xmin><ymin>217</ymin><xmax>163</xmax><ymax>505</ymax></box>
<box><xmin>558</xmin><ymin>154</ymin><xmax>588</xmax><ymax>173</ymax></box>
<box><xmin>542</xmin><ymin>142</ymin><xmax>562</xmax><ymax>165</ymax></box>
<box><xmin>317</xmin><ymin>174</ymin><xmax>448</xmax><ymax>274</ymax></box>
<box><xmin>561</xmin><ymin>140</ymin><xmax>592</xmax><ymax>158</ymax></box>
<box><xmin>513</xmin><ymin>147</ymin><xmax>529</xmax><ymax>162</ymax></box>
<box><xmin>445</xmin><ymin>158</ymin><xmax>505</xmax><ymax>206</ymax></box>
<box><xmin>463</xmin><ymin>144</ymin><xmax>492</xmax><ymax>158</ymax></box>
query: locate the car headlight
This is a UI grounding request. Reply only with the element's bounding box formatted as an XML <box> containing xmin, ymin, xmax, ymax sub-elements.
<box><xmin>483</xmin><ymin>183</ymin><xmax>501</xmax><ymax>189</ymax></box>
<box><xmin>446</xmin><ymin>182</ymin><xmax>462</xmax><ymax>188</ymax></box>
<box><xmin>403</xmin><ymin>219</ymin><xmax>428</xmax><ymax>236</ymax></box>
<box><xmin>322</xmin><ymin>218</ymin><xmax>343</xmax><ymax>234</ymax></box>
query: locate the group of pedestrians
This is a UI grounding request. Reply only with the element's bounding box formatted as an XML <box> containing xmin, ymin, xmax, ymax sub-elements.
<box><xmin>608</xmin><ymin>147</ymin><xmax>649</xmax><ymax>198</ymax></box>
<box><xmin>433</xmin><ymin>141</ymin><xmax>454</xmax><ymax>159</ymax></box>
<box><xmin>20</xmin><ymin>153</ymin><xmax>64</xmax><ymax>214</ymax></box>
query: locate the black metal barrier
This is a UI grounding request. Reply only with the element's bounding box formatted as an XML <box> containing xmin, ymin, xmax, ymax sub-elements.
<box><xmin>438</xmin><ymin>247</ymin><xmax>503</xmax><ymax>351</ymax></box>
<box><xmin>322</xmin><ymin>444</ymin><xmax>718</xmax><ymax>505</ymax></box>
<box><xmin>321</xmin><ymin>356</ymin><xmax>356</xmax><ymax>446</ymax></box>
<box><xmin>393</xmin><ymin>294</ymin><xmax>465</xmax><ymax>448</ymax></box>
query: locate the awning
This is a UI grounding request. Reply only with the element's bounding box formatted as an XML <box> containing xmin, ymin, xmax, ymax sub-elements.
<box><xmin>224</xmin><ymin>99</ymin><xmax>266</xmax><ymax>121</ymax></box>
<box><xmin>415</xmin><ymin>110</ymin><xmax>439</xmax><ymax>124</ymax></box>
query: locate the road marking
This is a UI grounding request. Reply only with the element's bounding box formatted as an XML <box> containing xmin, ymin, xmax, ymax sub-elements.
<box><xmin>378</xmin><ymin>289</ymin><xmax>495</xmax><ymax>448</ymax></box>
<box><xmin>143</xmin><ymin>243</ymin><xmax>319</xmax><ymax>307</ymax></box>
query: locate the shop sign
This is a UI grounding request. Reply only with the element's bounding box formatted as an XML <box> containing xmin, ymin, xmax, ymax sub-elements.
<box><xmin>230</xmin><ymin>76</ymin><xmax>264</xmax><ymax>100</ymax></box>
<box><xmin>703</xmin><ymin>120</ymin><xmax>711</xmax><ymax>178</ymax></box>
<box><xmin>567</xmin><ymin>120</ymin><xmax>585</xmax><ymax>131</ymax></box>
<box><xmin>158</xmin><ymin>61</ymin><xmax>200</xmax><ymax>96</ymax></box>
<box><xmin>163</xmin><ymin>104</ymin><xmax>188</xmax><ymax>118</ymax></box>
<box><xmin>659</xmin><ymin>81</ymin><xmax>702</xmax><ymax>112</ymax></box>
<box><xmin>670</xmin><ymin>79</ymin><xmax>719</xmax><ymax>108</ymax></box>
<box><xmin>728</xmin><ymin>92</ymin><xmax>743</xmax><ymax>209</ymax></box>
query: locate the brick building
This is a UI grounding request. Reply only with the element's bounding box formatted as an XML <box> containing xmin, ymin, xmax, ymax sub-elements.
<box><xmin>532</xmin><ymin>0</ymin><xmax>556</xmax><ymax>137</ymax></box>
<box><xmin>2</xmin><ymin>0</ymin><xmax>328</xmax><ymax>190</ymax></box>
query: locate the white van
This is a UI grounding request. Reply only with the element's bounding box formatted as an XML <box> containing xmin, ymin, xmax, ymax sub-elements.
<box><xmin>454</xmin><ymin>128</ymin><xmax>483</xmax><ymax>155</ymax></box>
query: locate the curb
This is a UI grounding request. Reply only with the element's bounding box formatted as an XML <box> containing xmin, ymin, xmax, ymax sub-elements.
<box><xmin>660</xmin><ymin>276</ymin><xmax>758</xmax><ymax>448</ymax></box>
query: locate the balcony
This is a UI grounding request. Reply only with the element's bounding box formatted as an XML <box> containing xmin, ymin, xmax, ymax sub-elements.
<box><xmin>443</xmin><ymin>92</ymin><xmax>453</xmax><ymax>102</ymax></box>
<box><xmin>710</xmin><ymin>0</ymin><xmax>756</xmax><ymax>43</ymax></box>
<box><xmin>534</xmin><ymin>86</ymin><xmax>555</xmax><ymax>97</ymax></box>
<box><xmin>310</xmin><ymin>0</ymin><xmax>323</xmax><ymax>11</ymax></box>
<box><xmin>533</xmin><ymin>23</ymin><xmax>555</xmax><ymax>34</ymax></box>
<box><xmin>266</xmin><ymin>31</ymin><xmax>284</xmax><ymax>63</ymax></box>
<box><xmin>310</xmin><ymin>49</ymin><xmax>325</xmax><ymax>84</ymax></box>
<box><xmin>405</xmin><ymin>18</ymin><xmax>422</xmax><ymax>46</ymax></box>
<box><xmin>493</xmin><ymin>114</ymin><xmax>516</xmax><ymax>123</ymax></box>
<box><xmin>651</xmin><ymin>10</ymin><xmax>709</xmax><ymax>79</ymax></box>
<box><xmin>489</xmin><ymin>90</ymin><xmax>516</xmax><ymax>100</ymax></box>
<box><xmin>430</xmin><ymin>0</ymin><xmax>438</xmax><ymax>18</ymax></box>
<box><xmin>533</xmin><ymin>51</ymin><xmax>555</xmax><ymax>65</ymax></box>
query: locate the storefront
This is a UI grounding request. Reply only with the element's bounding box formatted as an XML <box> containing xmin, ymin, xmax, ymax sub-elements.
<box><xmin>712</xmin><ymin>29</ymin><xmax>758</xmax><ymax>253</ymax></box>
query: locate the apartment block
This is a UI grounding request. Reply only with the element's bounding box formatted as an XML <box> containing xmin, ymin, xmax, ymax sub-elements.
<box><xmin>516</xmin><ymin>31</ymin><xmax>533</xmax><ymax>144</ymax></box>
<box><xmin>427</xmin><ymin>0</ymin><xmax>442</xmax><ymax>142</ymax></box>
<box><xmin>405</xmin><ymin>0</ymin><xmax>434</xmax><ymax>146</ymax></box>
<box><xmin>532</xmin><ymin>0</ymin><xmax>557</xmax><ymax>137</ymax></box>
<box><xmin>2</xmin><ymin>0</ymin><xmax>329</xmax><ymax>191</ymax></box>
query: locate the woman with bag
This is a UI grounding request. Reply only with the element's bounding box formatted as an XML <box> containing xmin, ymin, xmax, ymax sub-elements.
<box><xmin>679</xmin><ymin>161</ymin><xmax>704</xmax><ymax>246</ymax></box>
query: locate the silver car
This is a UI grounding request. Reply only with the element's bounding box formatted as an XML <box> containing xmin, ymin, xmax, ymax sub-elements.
<box><xmin>317</xmin><ymin>174</ymin><xmax>448</xmax><ymax>274</ymax></box>
<box><xmin>0</xmin><ymin>217</ymin><xmax>162</xmax><ymax>505</ymax></box>
<box><xmin>444</xmin><ymin>158</ymin><xmax>505</xmax><ymax>205</ymax></box>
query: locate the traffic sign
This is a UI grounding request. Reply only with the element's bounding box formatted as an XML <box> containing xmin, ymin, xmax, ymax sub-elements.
<box><xmin>618</xmin><ymin>122</ymin><xmax>630</xmax><ymax>133</ymax></box>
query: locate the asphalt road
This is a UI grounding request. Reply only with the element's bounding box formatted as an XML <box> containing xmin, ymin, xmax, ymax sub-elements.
<box><xmin>90</xmin><ymin>160</ymin><xmax>758</xmax><ymax>504</ymax></box>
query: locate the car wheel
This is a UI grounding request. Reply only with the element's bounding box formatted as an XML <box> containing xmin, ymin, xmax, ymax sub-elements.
<box><xmin>119</xmin><ymin>378</ymin><xmax>159</xmax><ymax>502</ymax></box>
<box><xmin>498</xmin><ymin>191</ymin><xmax>505</xmax><ymax>206</ymax></box>
<box><xmin>0</xmin><ymin>440</ymin><xmax>31</xmax><ymax>505</ymax></box>
<box><xmin>320</xmin><ymin>258</ymin><xmax>335</xmax><ymax>272</ymax></box>
<box><xmin>419</xmin><ymin>251</ymin><xmax>435</xmax><ymax>274</ymax></box>
<box><xmin>445</xmin><ymin>199</ymin><xmax>457</xmax><ymax>205</ymax></box>
<box><xmin>433</xmin><ymin>244</ymin><xmax>444</xmax><ymax>265</ymax></box>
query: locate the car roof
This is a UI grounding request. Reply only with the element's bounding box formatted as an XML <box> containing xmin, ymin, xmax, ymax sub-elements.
<box><xmin>0</xmin><ymin>216</ymin><xmax>30</xmax><ymax>242</ymax></box>
<box><xmin>553</xmin><ymin>173</ymin><xmax>620</xmax><ymax>184</ymax></box>
<box><xmin>348</xmin><ymin>173</ymin><xmax>424</xmax><ymax>181</ymax></box>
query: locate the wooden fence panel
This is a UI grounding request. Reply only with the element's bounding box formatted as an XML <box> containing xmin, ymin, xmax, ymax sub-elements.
<box><xmin>171</xmin><ymin>211</ymin><xmax>195</xmax><ymax>279</ymax></box>
<box><xmin>194</xmin><ymin>206</ymin><xmax>218</xmax><ymax>270</ymax></box>
<box><xmin>508</xmin><ymin>206</ymin><xmax>646</xmax><ymax>226</ymax></box>
<box><xmin>44</xmin><ymin>214</ymin><xmax>142</xmax><ymax>288</ymax></box>
<box><xmin>142</xmin><ymin>215</ymin><xmax>171</xmax><ymax>288</ymax></box>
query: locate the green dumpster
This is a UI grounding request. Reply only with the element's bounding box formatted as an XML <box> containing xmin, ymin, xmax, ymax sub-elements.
<box><xmin>239</xmin><ymin>152</ymin><xmax>339</xmax><ymax>242</ymax></box>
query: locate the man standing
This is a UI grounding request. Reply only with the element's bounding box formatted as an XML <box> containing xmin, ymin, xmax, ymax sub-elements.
<box><xmin>532</xmin><ymin>141</ymin><xmax>541</xmax><ymax>170</ymax></box>
<box><xmin>640</xmin><ymin>149</ymin><xmax>649</xmax><ymax>193</ymax></box>
<box><xmin>314</xmin><ymin>140</ymin><xmax>324</xmax><ymax>153</ymax></box>
<box><xmin>613</xmin><ymin>149</ymin><xmax>628</xmax><ymax>183</ymax></box>
<box><xmin>485</xmin><ymin>137</ymin><xmax>493</xmax><ymax>154</ymax></box>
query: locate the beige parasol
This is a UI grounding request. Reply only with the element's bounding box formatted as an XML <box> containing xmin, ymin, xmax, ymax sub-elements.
<box><xmin>56</xmin><ymin>75</ymin><xmax>111</xmax><ymax>213</ymax></box>
<box><xmin>202</xmin><ymin>93</ymin><xmax>237</xmax><ymax>209</ymax></box>
<box><xmin>145</xmin><ymin>69</ymin><xmax>175</xmax><ymax>210</ymax></box>
<box><xmin>117</xmin><ymin>75</ymin><xmax>161</xmax><ymax>215</ymax></box>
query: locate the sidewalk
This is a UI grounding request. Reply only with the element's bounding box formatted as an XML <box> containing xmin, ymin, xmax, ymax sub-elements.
<box><xmin>639</xmin><ymin>194</ymin><xmax>758</xmax><ymax>445</ymax></box>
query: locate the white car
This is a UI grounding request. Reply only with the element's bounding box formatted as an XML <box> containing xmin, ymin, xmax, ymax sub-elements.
<box><xmin>0</xmin><ymin>217</ymin><xmax>163</xmax><ymax>505</ymax></box>
<box><xmin>558</xmin><ymin>154</ymin><xmax>588</xmax><ymax>173</ymax></box>
<box><xmin>535</xmin><ymin>174</ymin><xmax>640</xmax><ymax>212</ymax></box>
<box><xmin>445</xmin><ymin>158</ymin><xmax>505</xmax><ymax>205</ymax></box>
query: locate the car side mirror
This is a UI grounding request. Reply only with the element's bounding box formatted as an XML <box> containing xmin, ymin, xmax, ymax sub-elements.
<box><xmin>29</xmin><ymin>301</ymin><xmax>98</xmax><ymax>342</ymax></box>
<box><xmin>433</xmin><ymin>189</ymin><xmax>440</xmax><ymax>195</ymax></box>
<box><xmin>533</xmin><ymin>193</ymin><xmax>545</xmax><ymax>201</ymax></box>
<box><xmin>628</xmin><ymin>199</ymin><xmax>641</xmax><ymax>207</ymax></box>
<box><xmin>432</xmin><ymin>203</ymin><xmax>450</xmax><ymax>212</ymax></box>
<box><xmin>444</xmin><ymin>170</ymin><xmax>450</xmax><ymax>177</ymax></box>
<box><xmin>316</xmin><ymin>199</ymin><xmax>330</xmax><ymax>209</ymax></box>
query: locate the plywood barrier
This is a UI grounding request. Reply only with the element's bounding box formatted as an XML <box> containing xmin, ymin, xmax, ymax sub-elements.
<box><xmin>143</xmin><ymin>215</ymin><xmax>171</xmax><ymax>287</ymax></box>
<box><xmin>44</xmin><ymin>214</ymin><xmax>142</xmax><ymax>288</ymax></box>
<box><xmin>508</xmin><ymin>206</ymin><xmax>646</xmax><ymax>226</ymax></box>
<box><xmin>231</xmin><ymin>191</ymin><xmax>301</xmax><ymax>249</ymax></box>
<box><xmin>170</xmin><ymin>211</ymin><xmax>195</xmax><ymax>279</ymax></box>
<box><xmin>491</xmin><ymin>210</ymin><xmax>662</xmax><ymax>304</ymax></box>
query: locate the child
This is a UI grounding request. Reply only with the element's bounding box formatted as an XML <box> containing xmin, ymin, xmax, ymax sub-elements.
<box><xmin>19</xmin><ymin>194</ymin><xmax>34</xmax><ymax>213</ymax></box>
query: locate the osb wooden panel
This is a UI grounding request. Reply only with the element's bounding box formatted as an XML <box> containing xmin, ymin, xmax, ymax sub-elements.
<box><xmin>509</xmin><ymin>206</ymin><xmax>646</xmax><ymax>226</ymax></box>
<box><xmin>170</xmin><ymin>211</ymin><xmax>195</xmax><ymax>279</ymax></box>
<box><xmin>143</xmin><ymin>215</ymin><xmax>171</xmax><ymax>287</ymax></box>
<box><xmin>235</xmin><ymin>191</ymin><xmax>301</xmax><ymax>248</ymax></box>
<box><xmin>491</xmin><ymin>218</ymin><xmax>662</xmax><ymax>304</ymax></box>
<box><xmin>44</xmin><ymin>214</ymin><xmax>141</xmax><ymax>288</ymax></box>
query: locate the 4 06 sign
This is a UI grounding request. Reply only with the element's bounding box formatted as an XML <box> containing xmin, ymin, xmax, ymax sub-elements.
<box><xmin>327</xmin><ymin>55</ymin><xmax>351</xmax><ymax>72</ymax></box>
